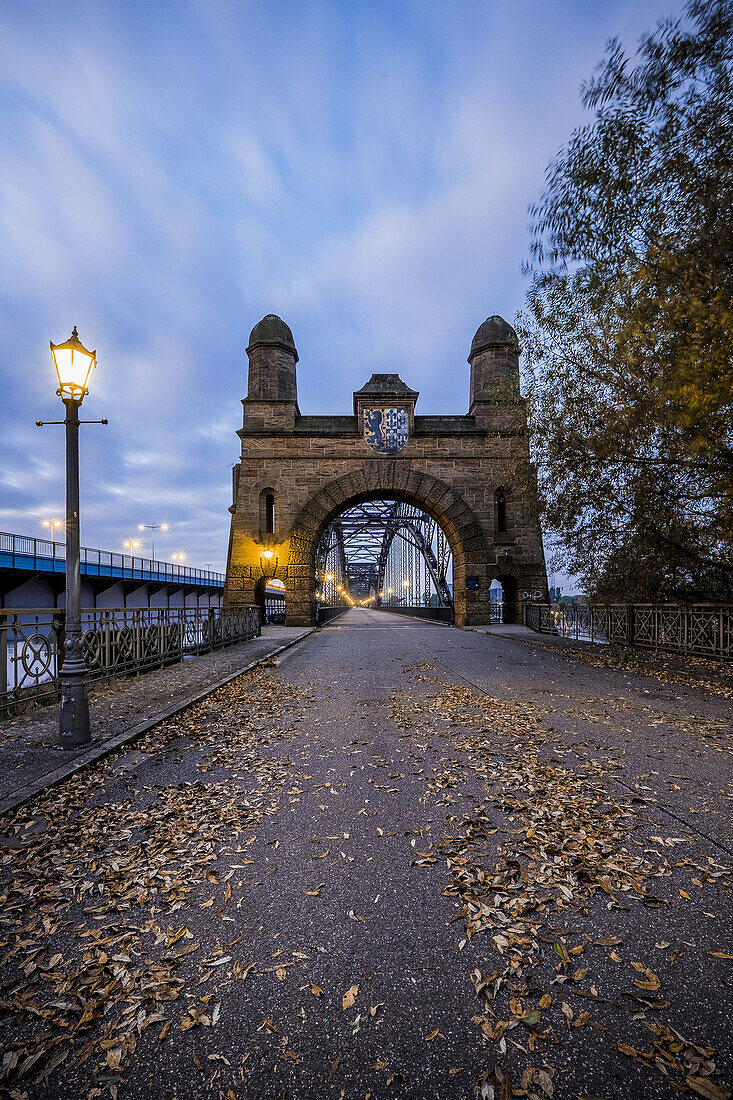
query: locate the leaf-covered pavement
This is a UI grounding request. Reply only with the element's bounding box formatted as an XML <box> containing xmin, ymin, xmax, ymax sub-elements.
<box><xmin>0</xmin><ymin>609</ymin><xmax>731</xmax><ymax>1099</ymax></box>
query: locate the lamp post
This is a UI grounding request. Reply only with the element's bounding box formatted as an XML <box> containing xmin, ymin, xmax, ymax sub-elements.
<box><xmin>49</xmin><ymin>327</ymin><xmax>97</xmax><ymax>748</ymax></box>
<box><xmin>138</xmin><ymin>522</ymin><xmax>168</xmax><ymax>561</ymax></box>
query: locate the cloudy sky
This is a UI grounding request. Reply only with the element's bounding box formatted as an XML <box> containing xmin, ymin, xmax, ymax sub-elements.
<box><xmin>0</xmin><ymin>0</ymin><xmax>681</xmax><ymax>572</ymax></box>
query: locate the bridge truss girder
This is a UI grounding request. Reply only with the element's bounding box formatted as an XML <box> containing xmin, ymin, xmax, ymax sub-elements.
<box><xmin>315</xmin><ymin>500</ymin><xmax>453</xmax><ymax>608</ymax></box>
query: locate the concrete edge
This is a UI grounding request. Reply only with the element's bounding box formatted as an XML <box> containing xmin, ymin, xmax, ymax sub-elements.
<box><xmin>0</xmin><ymin>630</ymin><xmax>314</xmax><ymax>819</ymax></box>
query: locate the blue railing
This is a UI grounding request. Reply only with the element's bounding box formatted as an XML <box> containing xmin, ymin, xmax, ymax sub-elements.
<box><xmin>0</xmin><ymin>531</ymin><xmax>224</xmax><ymax>588</ymax></box>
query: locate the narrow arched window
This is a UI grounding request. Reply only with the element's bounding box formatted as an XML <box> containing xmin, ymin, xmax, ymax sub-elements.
<box><xmin>259</xmin><ymin>488</ymin><xmax>277</xmax><ymax>540</ymax></box>
<box><xmin>495</xmin><ymin>488</ymin><xmax>507</xmax><ymax>535</ymax></box>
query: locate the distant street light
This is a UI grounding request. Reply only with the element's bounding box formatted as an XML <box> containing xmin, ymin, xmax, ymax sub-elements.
<box><xmin>124</xmin><ymin>539</ymin><xmax>141</xmax><ymax>552</ymax></box>
<box><xmin>172</xmin><ymin>552</ymin><xmax>186</xmax><ymax>563</ymax></box>
<box><xmin>137</xmin><ymin>522</ymin><xmax>168</xmax><ymax>560</ymax></box>
<box><xmin>45</xmin><ymin>326</ymin><xmax>100</xmax><ymax>748</ymax></box>
<box><xmin>42</xmin><ymin>519</ymin><xmax>63</xmax><ymax>544</ymax></box>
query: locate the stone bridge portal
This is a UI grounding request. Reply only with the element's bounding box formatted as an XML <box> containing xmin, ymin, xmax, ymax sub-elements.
<box><xmin>224</xmin><ymin>314</ymin><xmax>549</xmax><ymax>627</ymax></box>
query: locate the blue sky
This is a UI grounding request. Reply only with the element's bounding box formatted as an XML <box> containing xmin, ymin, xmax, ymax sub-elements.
<box><xmin>0</xmin><ymin>0</ymin><xmax>682</xmax><ymax>572</ymax></box>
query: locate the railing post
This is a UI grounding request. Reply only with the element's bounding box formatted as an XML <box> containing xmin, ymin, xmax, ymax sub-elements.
<box><xmin>684</xmin><ymin>605</ymin><xmax>689</xmax><ymax>657</ymax></box>
<box><xmin>0</xmin><ymin>612</ymin><xmax>7</xmax><ymax>698</ymax></box>
<box><xmin>626</xmin><ymin>603</ymin><xmax>634</xmax><ymax>647</ymax></box>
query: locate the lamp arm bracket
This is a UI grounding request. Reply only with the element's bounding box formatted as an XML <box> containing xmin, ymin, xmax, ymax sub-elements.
<box><xmin>36</xmin><ymin>418</ymin><xmax>108</xmax><ymax>426</ymax></box>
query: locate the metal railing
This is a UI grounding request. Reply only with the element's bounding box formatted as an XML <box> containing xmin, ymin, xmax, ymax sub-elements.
<box><xmin>315</xmin><ymin>605</ymin><xmax>350</xmax><ymax>626</ymax></box>
<box><xmin>525</xmin><ymin>602</ymin><xmax>732</xmax><ymax>661</ymax></box>
<box><xmin>264</xmin><ymin>596</ymin><xmax>286</xmax><ymax>625</ymax></box>
<box><xmin>378</xmin><ymin>605</ymin><xmax>454</xmax><ymax>623</ymax></box>
<box><xmin>0</xmin><ymin>531</ymin><xmax>224</xmax><ymax>587</ymax></box>
<box><xmin>0</xmin><ymin>605</ymin><xmax>260</xmax><ymax>713</ymax></box>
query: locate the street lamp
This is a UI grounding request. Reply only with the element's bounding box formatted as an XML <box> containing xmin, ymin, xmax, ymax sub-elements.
<box><xmin>48</xmin><ymin>326</ymin><xmax>97</xmax><ymax>748</ymax></box>
<box><xmin>124</xmin><ymin>539</ymin><xmax>141</xmax><ymax>552</ymax></box>
<box><xmin>172</xmin><ymin>552</ymin><xmax>186</xmax><ymax>563</ymax></box>
<box><xmin>138</xmin><ymin>522</ymin><xmax>168</xmax><ymax>560</ymax></box>
<box><xmin>42</xmin><ymin>519</ymin><xmax>63</xmax><ymax>544</ymax></box>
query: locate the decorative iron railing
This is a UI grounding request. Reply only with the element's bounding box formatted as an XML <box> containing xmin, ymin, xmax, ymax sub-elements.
<box><xmin>0</xmin><ymin>531</ymin><xmax>224</xmax><ymax>587</ymax></box>
<box><xmin>0</xmin><ymin>605</ymin><xmax>261</xmax><ymax>713</ymax></box>
<box><xmin>524</xmin><ymin>602</ymin><xmax>732</xmax><ymax>661</ymax></box>
<box><xmin>264</xmin><ymin>595</ymin><xmax>286</xmax><ymax>625</ymax></box>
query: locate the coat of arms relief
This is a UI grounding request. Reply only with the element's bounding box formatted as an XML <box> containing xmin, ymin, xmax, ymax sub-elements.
<box><xmin>363</xmin><ymin>407</ymin><xmax>409</xmax><ymax>455</ymax></box>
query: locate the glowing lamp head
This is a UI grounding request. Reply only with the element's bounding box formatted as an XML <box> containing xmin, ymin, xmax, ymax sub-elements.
<box><xmin>50</xmin><ymin>326</ymin><xmax>96</xmax><ymax>401</ymax></box>
<box><xmin>262</xmin><ymin>549</ymin><xmax>274</xmax><ymax>560</ymax></box>
<box><xmin>402</xmin><ymin>580</ymin><xmax>409</xmax><ymax>587</ymax></box>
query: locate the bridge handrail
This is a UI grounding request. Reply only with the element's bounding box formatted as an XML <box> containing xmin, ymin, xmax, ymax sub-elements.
<box><xmin>0</xmin><ymin>604</ymin><xmax>260</xmax><ymax>712</ymax></box>
<box><xmin>0</xmin><ymin>531</ymin><xmax>224</xmax><ymax>587</ymax></box>
<box><xmin>524</xmin><ymin>600</ymin><xmax>732</xmax><ymax>661</ymax></box>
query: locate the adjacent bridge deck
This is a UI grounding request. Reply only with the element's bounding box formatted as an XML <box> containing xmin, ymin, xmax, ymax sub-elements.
<box><xmin>0</xmin><ymin>531</ymin><xmax>224</xmax><ymax>608</ymax></box>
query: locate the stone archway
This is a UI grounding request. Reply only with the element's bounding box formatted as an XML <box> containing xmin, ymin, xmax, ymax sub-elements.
<box><xmin>285</xmin><ymin>465</ymin><xmax>484</xmax><ymax>626</ymax></box>
<box><xmin>223</xmin><ymin>313</ymin><xmax>549</xmax><ymax>627</ymax></box>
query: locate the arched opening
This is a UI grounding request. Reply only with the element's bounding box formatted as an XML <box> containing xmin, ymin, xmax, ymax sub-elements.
<box><xmin>495</xmin><ymin>573</ymin><xmax>518</xmax><ymax>624</ymax></box>
<box><xmin>284</xmin><ymin>467</ymin><xmax>489</xmax><ymax>627</ymax></box>
<box><xmin>489</xmin><ymin>578</ymin><xmax>503</xmax><ymax>623</ymax></box>
<box><xmin>313</xmin><ymin>497</ymin><xmax>454</xmax><ymax>620</ymax></box>
<box><xmin>495</xmin><ymin>487</ymin><xmax>507</xmax><ymax>537</ymax></box>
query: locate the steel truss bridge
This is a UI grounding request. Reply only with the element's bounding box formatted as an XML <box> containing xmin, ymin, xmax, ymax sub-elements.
<box><xmin>315</xmin><ymin>500</ymin><xmax>453</xmax><ymax>610</ymax></box>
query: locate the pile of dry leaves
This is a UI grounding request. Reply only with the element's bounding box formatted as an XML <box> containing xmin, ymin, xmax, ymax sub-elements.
<box><xmin>392</xmin><ymin>680</ymin><xmax>731</xmax><ymax>1100</ymax></box>
<box><xmin>0</xmin><ymin>667</ymin><xmax>304</xmax><ymax>1097</ymax></box>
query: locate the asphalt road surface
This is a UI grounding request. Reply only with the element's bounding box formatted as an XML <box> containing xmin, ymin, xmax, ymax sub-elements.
<box><xmin>1</xmin><ymin>608</ymin><xmax>731</xmax><ymax>1100</ymax></box>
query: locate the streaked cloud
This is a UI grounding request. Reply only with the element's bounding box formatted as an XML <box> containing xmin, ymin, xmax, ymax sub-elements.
<box><xmin>0</xmin><ymin>0</ymin><xmax>680</xmax><ymax>569</ymax></box>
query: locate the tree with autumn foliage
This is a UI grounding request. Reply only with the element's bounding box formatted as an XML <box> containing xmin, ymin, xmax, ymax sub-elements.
<box><xmin>519</xmin><ymin>0</ymin><xmax>733</xmax><ymax>602</ymax></box>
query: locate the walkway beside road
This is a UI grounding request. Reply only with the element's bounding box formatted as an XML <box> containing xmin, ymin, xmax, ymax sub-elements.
<box><xmin>0</xmin><ymin>608</ymin><xmax>731</xmax><ymax>1099</ymax></box>
<box><xmin>0</xmin><ymin>624</ymin><xmax>312</xmax><ymax>811</ymax></box>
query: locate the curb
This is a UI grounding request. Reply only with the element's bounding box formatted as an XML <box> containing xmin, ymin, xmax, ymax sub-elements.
<box><xmin>0</xmin><ymin>630</ymin><xmax>314</xmax><ymax>819</ymax></box>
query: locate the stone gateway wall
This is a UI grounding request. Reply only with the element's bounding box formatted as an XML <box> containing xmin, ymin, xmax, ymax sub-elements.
<box><xmin>224</xmin><ymin>313</ymin><xmax>549</xmax><ymax>627</ymax></box>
